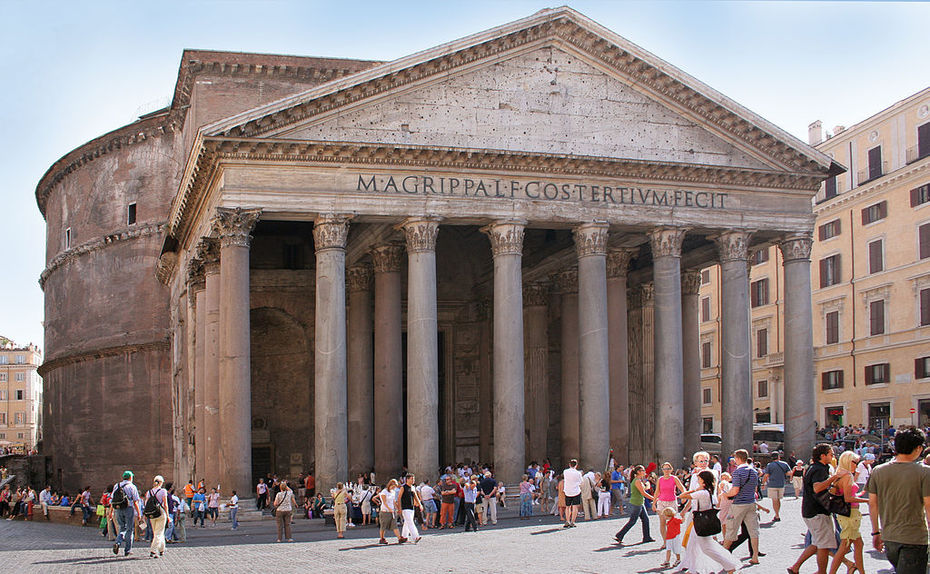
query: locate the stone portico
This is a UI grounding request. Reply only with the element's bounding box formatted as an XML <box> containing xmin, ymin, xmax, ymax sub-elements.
<box><xmin>154</xmin><ymin>8</ymin><xmax>841</xmax><ymax>494</ymax></box>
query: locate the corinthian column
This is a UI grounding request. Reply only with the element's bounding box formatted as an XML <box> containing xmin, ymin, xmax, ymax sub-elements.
<box><xmin>779</xmin><ymin>234</ymin><xmax>815</xmax><ymax>458</ymax></box>
<box><xmin>715</xmin><ymin>230</ymin><xmax>753</xmax><ymax>457</ymax></box>
<box><xmin>198</xmin><ymin>237</ymin><xmax>221</xmax><ymax>485</ymax></box>
<box><xmin>313</xmin><ymin>214</ymin><xmax>351</xmax><ymax>494</ymax></box>
<box><xmin>213</xmin><ymin>207</ymin><xmax>261</xmax><ymax>497</ymax></box>
<box><xmin>187</xmin><ymin>259</ymin><xmax>206</xmax><ymax>479</ymax></box>
<box><xmin>554</xmin><ymin>268</ymin><xmax>579</xmax><ymax>465</ymax></box>
<box><xmin>523</xmin><ymin>283</ymin><xmax>549</xmax><ymax>465</ymax></box>
<box><xmin>483</xmin><ymin>220</ymin><xmax>526</xmax><ymax>485</ymax></box>
<box><xmin>607</xmin><ymin>248</ymin><xmax>634</xmax><ymax>463</ymax></box>
<box><xmin>574</xmin><ymin>223</ymin><xmax>610</xmax><ymax>470</ymax></box>
<box><xmin>681</xmin><ymin>270</ymin><xmax>703</xmax><ymax>458</ymax></box>
<box><xmin>347</xmin><ymin>264</ymin><xmax>374</xmax><ymax>477</ymax></box>
<box><xmin>401</xmin><ymin>217</ymin><xmax>440</xmax><ymax>480</ymax></box>
<box><xmin>371</xmin><ymin>243</ymin><xmax>404</xmax><ymax>479</ymax></box>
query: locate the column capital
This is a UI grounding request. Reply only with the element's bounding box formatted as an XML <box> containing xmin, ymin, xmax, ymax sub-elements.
<box><xmin>523</xmin><ymin>282</ymin><xmax>550</xmax><ymax>307</ymax></box>
<box><xmin>481</xmin><ymin>220</ymin><xmax>526</xmax><ymax>257</ymax></box>
<box><xmin>713</xmin><ymin>230</ymin><xmax>753</xmax><ymax>263</ymax></box>
<box><xmin>313</xmin><ymin>214</ymin><xmax>352</xmax><ymax>252</ymax></box>
<box><xmin>371</xmin><ymin>242</ymin><xmax>405</xmax><ymax>273</ymax></box>
<box><xmin>187</xmin><ymin>258</ymin><xmax>205</xmax><ymax>291</ymax></box>
<box><xmin>212</xmin><ymin>207</ymin><xmax>262</xmax><ymax>249</ymax></box>
<box><xmin>400</xmin><ymin>217</ymin><xmax>440</xmax><ymax>253</ymax></box>
<box><xmin>196</xmin><ymin>237</ymin><xmax>221</xmax><ymax>275</ymax></box>
<box><xmin>778</xmin><ymin>233</ymin><xmax>814</xmax><ymax>262</ymax></box>
<box><xmin>649</xmin><ymin>227</ymin><xmax>688</xmax><ymax>258</ymax></box>
<box><xmin>641</xmin><ymin>282</ymin><xmax>655</xmax><ymax>305</ymax></box>
<box><xmin>347</xmin><ymin>264</ymin><xmax>373</xmax><ymax>292</ymax></box>
<box><xmin>573</xmin><ymin>222</ymin><xmax>609</xmax><ymax>258</ymax></box>
<box><xmin>681</xmin><ymin>271</ymin><xmax>702</xmax><ymax>296</ymax></box>
<box><xmin>606</xmin><ymin>247</ymin><xmax>636</xmax><ymax>278</ymax></box>
<box><xmin>552</xmin><ymin>268</ymin><xmax>578</xmax><ymax>294</ymax></box>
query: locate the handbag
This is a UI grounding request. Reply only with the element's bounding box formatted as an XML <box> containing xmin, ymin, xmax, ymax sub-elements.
<box><xmin>814</xmin><ymin>487</ymin><xmax>851</xmax><ymax>517</ymax></box>
<box><xmin>691</xmin><ymin>494</ymin><xmax>721</xmax><ymax>537</ymax></box>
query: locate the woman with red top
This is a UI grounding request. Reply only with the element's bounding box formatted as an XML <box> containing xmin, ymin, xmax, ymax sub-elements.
<box><xmin>828</xmin><ymin>451</ymin><xmax>869</xmax><ymax>574</ymax></box>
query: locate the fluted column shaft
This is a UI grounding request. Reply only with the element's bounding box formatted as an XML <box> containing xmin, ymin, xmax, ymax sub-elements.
<box><xmin>484</xmin><ymin>221</ymin><xmax>526</xmax><ymax>485</ymax></box>
<box><xmin>313</xmin><ymin>215</ymin><xmax>351</xmax><ymax>494</ymax></box>
<box><xmin>780</xmin><ymin>234</ymin><xmax>815</xmax><ymax>458</ymax></box>
<box><xmin>523</xmin><ymin>283</ymin><xmax>549</xmax><ymax>465</ymax></box>
<box><xmin>214</xmin><ymin>207</ymin><xmax>261</xmax><ymax>496</ymax></box>
<box><xmin>347</xmin><ymin>264</ymin><xmax>374</xmax><ymax>477</ymax></box>
<box><xmin>402</xmin><ymin>218</ymin><xmax>440</xmax><ymax>480</ymax></box>
<box><xmin>716</xmin><ymin>231</ymin><xmax>753</xmax><ymax>457</ymax></box>
<box><xmin>575</xmin><ymin>223</ymin><xmax>610</xmax><ymax>470</ymax></box>
<box><xmin>556</xmin><ymin>269</ymin><xmax>579</xmax><ymax>465</ymax></box>
<box><xmin>200</xmin><ymin>239</ymin><xmax>221</xmax><ymax>486</ymax></box>
<box><xmin>607</xmin><ymin>249</ymin><xmax>633</xmax><ymax>463</ymax></box>
<box><xmin>372</xmin><ymin>244</ymin><xmax>404</xmax><ymax>479</ymax></box>
<box><xmin>681</xmin><ymin>271</ymin><xmax>703</xmax><ymax>459</ymax></box>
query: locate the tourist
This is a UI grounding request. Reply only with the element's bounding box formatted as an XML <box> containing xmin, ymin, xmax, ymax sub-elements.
<box><xmin>868</xmin><ymin>426</ymin><xmax>930</xmax><ymax>574</ymax></box>
<box><xmin>143</xmin><ymin>475</ymin><xmax>169</xmax><ymax>559</ymax></box>
<box><xmin>439</xmin><ymin>476</ymin><xmax>456</xmax><ymax>528</ymax></box>
<box><xmin>479</xmin><ymin>471</ymin><xmax>499</xmax><ymax>525</ymax></box>
<box><xmin>162</xmin><ymin>483</ymin><xmax>177</xmax><ymax>543</ymax></box>
<box><xmin>716</xmin><ymin>472</ymin><xmax>733</xmax><ymax>540</ymax></box>
<box><xmin>518</xmin><ymin>474</ymin><xmax>534</xmax><ymax>519</ymax></box>
<box><xmin>228</xmin><ymin>490</ymin><xmax>239</xmax><ymax>530</ymax></box>
<box><xmin>539</xmin><ymin>469</ymin><xmax>554</xmax><ymax>514</ymax></box>
<box><xmin>721</xmin><ymin>449</ymin><xmax>760</xmax><ymax>564</ymax></box>
<box><xmin>762</xmin><ymin>451</ymin><xmax>791</xmax><ymax>522</ymax></box>
<box><xmin>396</xmin><ymin>473</ymin><xmax>422</xmax><ymax>543</ymax></box>
<box><xmin>660</xmin><ymin>507</ymin><xmax>683</xmax><ymax>569</ymax></box>
<box><xmin>0</xmin><ymin>484</ymin><xmax>10</xmax><ymax>517</ymax></box>
<box><xmin>562</xmin><ymin>459</ymin><xmax>583</xmax><ymax>528</ymax></box>
<box><xmin>191</xmin><ymin>487</ymin><xmax>206</xmax><ymax>527</ymax></box>
<box><xmin>173</xmin><ymin>490</ymin><xmax>187</xmax><ymax>543</ymax></box>
<box><xmin>462</xmin><ymin>477</ymin><xmax>479</xmax><ymax>531</ymax></box>
<box><xmin>183</xmin><ymin>480</ymin><xmax>195</xmax><ymax>511</ymax></box>
<box><xmin>207</xmin><ymin>486</ymin><xmax>221</xmax><ymax>526</ymax></box>
<box><xmin>655</xmin><ymin>462</ymin><xmax>686</xmax><ymax>544</ymax></box>
<box><xmin>787</xmin><ymin>443</ymin><xmax>841</xmax><ymax>574</ymax></box>
<box><xmin>609</xmin><ymin>463</ymin><xmax>625</xmax><ymax>516</ymax></box>
<box><xmin>256</xmin><ymin>478</ymin><xmax>268</xmax><ymax>510</ymax></box>
<box><xmin>79</xmin><ymin>486</ymin><xmax>93</xmax><ymax>526</ymax></box>
<box><xmin>791</xmin><ymin>460</ymin><xmax>805</xmax><ymax>499</ymax></box>
<box><xmin>39</xmin><ymin>485</ymin><xmax>52</xmax><ymax>520</ymax></box>
<box><xmin>614</xmin><ymin>465</ymin><xmax>655</xmax><ymax>545</ymax></box>
<box><xmin>679</xmin><ymin>470</ymin><xmax>739</xmax><ymax>574</ymax></box>
<box><xmin>580</xmin><ymin>468</ymin><xmax>597</xmax><ymax>521</ymax></box>
<box><xmin>99</xmin><ymin>485</ymin><xmax>115</xmax><ymax>540</ymax></box>
<box><xmin>331</xmin><ymin>482</ymin><xmax>349</xmax><ymax>539</ymax></box>
<box><xmin>826</xmin><ymin>451</ymin><xmax>868</xmax><ymax>574</ymax></box>
<box><xmin>374</xmin><ymin>479</ymin><xmax>405</xmax><ymax>544</ymax></box>
<box><xmin>273</xmin><ymin>480</ymin><xmax>295</xmax><ymax>542</ymax></box>
<box><xmin>556</xmin><ymin>473</ymin><xmax>566</xmax><ymax>520</ymax></box>
<box><xmin>854</xmin><ymin>453</ymin><xmax>874</xmax><ymax>495</ymax></box>
<box><xmin>110</xmin><ymin>470</ymin><xmax>142</xmax><ymax>557</ymax></box>
<box><xmin>418</xmin><ymin>478</ymin><xmax>437</xmax><ymax>529</ymax></box>
<box><xmin>596</xmin><ymin>473</ymin><xmax>612</xmax><ymax>518</ymax></box>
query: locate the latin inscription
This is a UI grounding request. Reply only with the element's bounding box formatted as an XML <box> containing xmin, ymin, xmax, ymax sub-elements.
<box><xmin>357</xmin><ymin>174</ymin><xmax>727</xmax><ymax>209</ymax></box>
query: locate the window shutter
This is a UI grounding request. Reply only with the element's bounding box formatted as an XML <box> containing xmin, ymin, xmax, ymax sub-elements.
<box><xmin>879</xmin><ymin>201</ymin><xmax>887</xmax><ymax>219</ymax></box>
<box><xmin>835</xmin><ymin>219</ymin><xmax>841</xmax><ymax>235</ymax></box>
<box><xmin>835</xmin><ymin>255</ymin><xmax>842</xmax><ymax>284</ymax></box>
<box><xmin>918</xmin><ymin>358</ymin><xmax>923</xmax><ymax>380</ymax></box>
<box><xmin>919</xmin><ymin>122</ymin><xmax>930</xmax><ymax>158</ymax></box>
<box><xmin>820</xmin><ymin>258</ymin><xmax>827</xmax><ymax>288</ymax></box>
<box><xmin>869</xmin><ymin>241</ymin><xmax>882</xmax><ymax>273</ymax></box>
<box><xmin>920</xmin><ymin>288</ymin><xmax>930</xmax><ymax>326</ymax></box>
<box><xmin>838</xmin><ymin>370</ymin><xmax>844</xmax><ymax>388</ymax></box>
<box><xmin>920</xmin><ymin>224</ymin><xmax>930</xmax><ymax>260</ymax></box>
<box><xmin>821</xmin><ymin>372</ymin><xmax>828</xmax><ymax>388</ymax></box>
<box><xmin>818</xmin><ymin>224</ymin><xmax>826</xmax><ymax>241</ymax></box>
<box><xmin>913</xmin><ymin>187</ymin><xmax>922</xmax><ymax>207</ymax></box>
<box><xmin>862</xmin><ymin>208</ymin><xmax>868</xmax><ymax>225</ymax></box>
<box><xmin>865</xmin><ymin>366</ymin><xmax>873</xmax><ymax>385</ymax></box>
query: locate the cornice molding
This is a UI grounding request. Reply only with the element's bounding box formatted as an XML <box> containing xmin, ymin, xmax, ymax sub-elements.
<box><xmin>37</xmin><ymin>338</ymin><xmax>170</xmax><ymax>377</ymax></box>
<box><xmin>39</xmin><ymin>221</ymin><xmax>165</xmax><ymax>289</ymax></box>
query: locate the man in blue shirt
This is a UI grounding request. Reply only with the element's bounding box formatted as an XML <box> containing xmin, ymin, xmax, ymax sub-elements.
<box><xmin>762</xmin><ymin>452</ymin><xmax>792</xmax><ymax>521</ymax></box>
<box><xmin>110</xmin><ymin>470</ymin><xmax>142</xmax><ymax>557</ymax></box>
<box><xmin>723</xmin><ymin>449</ymin><xmax>760</xmax><ymax>565</ymax></box>
<box><xmin>610</xmin><ymin>464</ymin><xmax>625</xmax><ymax>516</ymax></box>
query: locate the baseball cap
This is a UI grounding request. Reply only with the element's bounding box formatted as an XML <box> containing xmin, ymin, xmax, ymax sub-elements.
<box><xmin>864</xmin><ymin>454</ymin><xmax>875</xmax><ymax>461</ymax></box>
<box><xmin>122</xmin><ymin>470</ymin><xmax>134</xmax><ymax>479</ymax></box>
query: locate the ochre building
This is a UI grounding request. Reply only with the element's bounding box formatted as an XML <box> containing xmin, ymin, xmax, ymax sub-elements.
<box><xmin>0</xmin><ymin>340</ymin><xmax>42</xmax><ymax>451</ymax></box>
<box><xmin>37</xmin><ymin>8</ymin><xmax>840</xmax><ymax>494</ymax></box>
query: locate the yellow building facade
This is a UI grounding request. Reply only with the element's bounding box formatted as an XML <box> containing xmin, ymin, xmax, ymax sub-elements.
<box><xmin>0</xmin><ymin>340</ymin><xmax>42</xmax><ymax>451</ymax></box>
<box><xmin>700</xmin><ymin>87</ymin><xmax>930</xmax><ymax>435</ymax></box>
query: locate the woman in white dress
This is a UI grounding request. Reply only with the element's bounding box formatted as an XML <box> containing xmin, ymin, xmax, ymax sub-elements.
<box><xmin>679</xmin><ymin>471</ymin><xmax>739</xmax><ymax>574</ymax></box>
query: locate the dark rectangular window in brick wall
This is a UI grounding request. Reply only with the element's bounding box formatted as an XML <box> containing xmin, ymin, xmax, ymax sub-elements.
<box><xmin>870</xmin><ymin>300</ymin><xmax>885</xmax><ymax>335</ymax></box>
<box><xmin>826</xmin><ymin>310</ymin><xmax>839</xmax><ymax>345</ymax></box>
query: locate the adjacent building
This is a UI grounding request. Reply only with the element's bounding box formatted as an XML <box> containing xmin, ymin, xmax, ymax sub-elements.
<box><xmin>0</xmin><ymin>339</ymin><xmax>42</xmax><ymax>451</ymax></box>
<box><xmin>700</xmin><ymin>87</ymin><xmax>930</xmax><ymax>435</ymax></box>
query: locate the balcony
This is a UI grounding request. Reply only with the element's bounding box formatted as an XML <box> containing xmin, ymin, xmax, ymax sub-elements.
<box><xmin>765</xmin><ymin>352</ymin><xmax>784</xmax><ymax>368</ymax></box>
<box><xmin>907</xmin><ymin>146</ymin><xmax>930</xmax><ymax>164</ymax></box>
<box><xmin>857</xmin><ymin>161</ymin><xmax>888</xmax><ymax>185</ymax></box>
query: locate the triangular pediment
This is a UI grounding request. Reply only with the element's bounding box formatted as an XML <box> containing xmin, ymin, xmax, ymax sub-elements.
<box><xmin>202</xmin><ymin>7</ymin><xmax>838</xmax><ymax>176</ymax></box>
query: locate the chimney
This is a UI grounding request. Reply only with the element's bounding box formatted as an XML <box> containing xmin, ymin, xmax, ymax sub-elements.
<box><xmin>808</xmin><ymin>120</ymin><xmax>823</xmax><ymax>145</ymax></box>
<box><xmin>834</xmin><ymin>125</ymin><xmax>846</xmax><ymax>135</ymax></box>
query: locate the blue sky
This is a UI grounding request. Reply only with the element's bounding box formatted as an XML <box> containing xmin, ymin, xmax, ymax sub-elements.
<box><xmin>1</xmin><ymin>0</ymin><xmax>928</xmax><ymax>351</ymax></box>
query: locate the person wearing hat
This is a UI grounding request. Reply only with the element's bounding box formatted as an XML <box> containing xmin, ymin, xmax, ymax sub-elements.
<box><xmin>791</xmin><ymin>460</ymin><xmax>805</xmax><ymax>499</ymax></box>
<box><xmin>856</xmin><ymin>453</ymin><xmax>875</xmax><ymax>495</ymax></box>
<box><xmin>111</xmin><ymin>471</ymin><xmax>142</xmax><ymax>557</ymax></box>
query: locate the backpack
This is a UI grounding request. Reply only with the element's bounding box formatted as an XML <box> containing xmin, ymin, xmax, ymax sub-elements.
<box><xmin>143</xmin><ymin>489</ymin><xmax>163</xmax><ymax>518</ymax></box>
<box><xmin>110</xmin><ymin>484</ymin><xmax>129</xmax><ymax>509</ymax></box>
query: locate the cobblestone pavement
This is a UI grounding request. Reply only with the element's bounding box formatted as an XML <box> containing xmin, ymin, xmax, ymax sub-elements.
<box><xmin>0</xmin><ymin>497</ymin><xmax>894</xmax><ymax>573</ymax></box>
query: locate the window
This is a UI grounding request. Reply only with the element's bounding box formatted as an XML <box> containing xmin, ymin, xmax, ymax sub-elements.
<box><xmin>868</xmin><ymin>146</ymin><xmax>883</xmax><ymax>181</ymax></box>
<box><xmin>702</xmin><ymin>418</ymin><xmax>714</xmax><ymax>433</ymax></box>
<box><xmin>916</xmin><ymin>356</ymin><xmax>930</xmax><ymax>380</ymax></box>
<box><xmin>702</xmin><ymin>388</ymin><xmax>712</xmax><ymax>405</ymax></box>
<box><xmin>865</xmin><ymin>363</ymin><xmax>891</xmax><ymax>385</ymax></box>
<box><xmin>127</xmin><ymin>202</ymin><xmax>137</xmax><ymax>225</ymax></box>
<box><xmin>912</xmin><ymin>184</ymin><xmax>930</xmax><ymax>207</ymax></box>
<box><xmin>820</xmin><ymin>255</ymin><xmax>841</xmax><ymax>288</ymax></box>
<box><xmin>701</xmin><ymin>341</ymin><xmax>712</xmax><ymax>368</ymax></box>
<box><xmin>0</xmin><ymin>373</ymin><xmax>5</xmax><ymax>382</ymax></box>
<box><xmin>920</xmin><ymin>223</ymin><xmax>930</xmax><ymax>260</ymax></box>
<box><xmin>0</xmin><ymin>390</ymin><xmax>5</xmax><ymax>400</ymax></box>
<box><xmin>750</xmin><ymin>278</ymin><xmax>769</xmax><ymax>307</ymax></box>
<box><xmin>14</xmin><ymin>355</ymin><xmax>23</xmax><ymax>364</ymax></box>
<box><xmin>14</xmin><ymin>412</ymin><xmax>24</xmax><ymax>425</ymax></box>
<box><xmin>822</xmin><ymin>370</ymin><xmax>844</xmax><ymax>390</ymax></box>
<box><xmin>701</xmin><ymin>269</ymin><xmax>711</xmax><ymax>285</ymax></box>
<box><xmin>818</xmin><ymin>219</ymin><xmax>841</xmax><ymax>241</ymax></box>
<box><xmin>868</xmin><ymin>239</ymin><xmax>884</xmax><ymax>274</ymax></box>
<box><xmin>16</xmin><ymin>433</ymin><xmax>23</xmax><ymax>439</ymax></box>
<box><xmin>64</xmin><ymin>227</ymin><xmax>72</xmax><ymax>250</ymax></box>
<box><xmin>870</xmin><ymin>299</ymin><xmax>885</xmax><ymax>335</ymax></box>
<box><xmin>701</xmin><ymin>297</ymin><xmax>711</xmax><ymax>322</ymax></box>
<box><xmin>919</xmin><ymin>122</ymin><xmax>930</xmax><ymax>160</ymax></box>
<box><xmin>0</xmin><ymin>414</ymin><xmax>5</xmax><ymax>425</ymax></box>
<box><xmin>862</xmin><ymin>201</ymin><xmax>887</xmax><ymax>225</ymax></box>
<box><xmin>757</xmin><ymin>380</ymin><xmax>768</xmax><ymax>398</ymax></box>
<box><xmin>752</xmin><ymin>248</ymin><xmax>769</xmax><ymax>265</ymax></box>
<box><xmin>756</xmin><ymin>328</ymin><xmax>768</xmax><ymax>358</ymax></box>
<box><xmin>825</xmin><ymin>311</ymin><xmax>840</xmax><ymax>344</ymax></box>
<box><xmin>14</xmin><ymin>373</ymin><xmax>24</xmax><ymax>382</ymax></box>
<box><xmin>922</xmin><ymin>287</ymin><xmax>930</xmax><ymax>327</ymax></box>
<box><xmin>15</xmin><ymin>390</ymin><xmax>24</xmax><ymax>401</ymax></box>
<box><xmin>824</xmin><ymin>176</ymin><xmax>837</xmax><ymax>200</ymax></box>
<box><xmin>0</xmin><ymin>356</ymin><xmax>6</xmax><ymax>364</ymax></box>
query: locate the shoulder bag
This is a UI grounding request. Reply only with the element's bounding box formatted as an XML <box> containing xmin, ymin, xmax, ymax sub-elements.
<box><xmin>691</xmin><ymin>492</ymin><xmax>721</xmax><ymax>537</ymax></box>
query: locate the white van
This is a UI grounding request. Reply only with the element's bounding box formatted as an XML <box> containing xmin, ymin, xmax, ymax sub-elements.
<box><xmin>752</xmin><ymin>423</ymin><xmax>784</xmax><ymax>451</ymax></box>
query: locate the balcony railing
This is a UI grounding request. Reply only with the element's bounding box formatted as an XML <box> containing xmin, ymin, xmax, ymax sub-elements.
<box><xmin>857</xmin><ymin>160</ymin><xmax>889</xmax><ymax>185</ymax></box>
<box><xmin>907</xmin><ymin>146</ymin><xmax>930</xmax><ymax>164</ymax></box>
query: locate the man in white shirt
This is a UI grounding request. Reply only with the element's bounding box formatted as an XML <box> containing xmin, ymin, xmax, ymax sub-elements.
<box><xmin>39</xmin><ymin>486</ymin><xmax>52</xmax><ymax>520</ymax></box>
<box><xmin>856</xmin><ymin>453</ymin><xmax>874</xmax><ymax>495</ymax></box>
<box><xmin>562</xmin><ymin>459</ymin><xmax>583</xmax><ymax>528</ymax></box>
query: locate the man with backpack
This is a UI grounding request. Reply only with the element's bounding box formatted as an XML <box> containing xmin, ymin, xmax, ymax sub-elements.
<box><xmin>110</xmin><ymin>470</ymin><xmax>142</xmax><ymax>557</ymax></box>
<box><xmin>142</xmin><ymin>475</ymin><xmax>170</xmax><ymax>559</ymax></box>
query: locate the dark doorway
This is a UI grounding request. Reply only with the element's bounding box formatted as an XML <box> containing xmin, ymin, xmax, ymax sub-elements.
<box><xmin>252</xmin><ymin>445</ymin><xmax>274</xmax><ymax>483</ymax></box>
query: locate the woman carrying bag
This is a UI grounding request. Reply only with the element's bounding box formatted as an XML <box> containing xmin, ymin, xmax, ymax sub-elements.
<box><xmin>679</xmin><ymin>470</ymin><xmax>739</xmax><ymax>574</ymax></box>
<box><xmin>273</xmin><ymin>480</ymin><xmax>295</xmax><ymax>542</ymax></box>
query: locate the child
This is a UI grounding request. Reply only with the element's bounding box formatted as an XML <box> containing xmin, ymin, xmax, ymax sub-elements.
<box><xmin>661</xmin><ymin>507</ymin><xmax>683</xmax><ymax>568</ymax></box>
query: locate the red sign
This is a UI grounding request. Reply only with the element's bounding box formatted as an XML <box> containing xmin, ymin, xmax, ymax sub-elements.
<box><xmin>911</xmin><ymin>407</ymin><xmax>917</xmax><ymax>414</ymax></box>
<box><xmin>828</xmin><ymin>409</ymin><xmax>843</xmax><ymax>416</ymax></box>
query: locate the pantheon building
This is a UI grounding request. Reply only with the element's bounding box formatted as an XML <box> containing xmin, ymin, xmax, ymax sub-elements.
<box><xmin>37</xmin><ymin>8</ymin><xmax>841</xmax><ymax>494</ymax></box>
